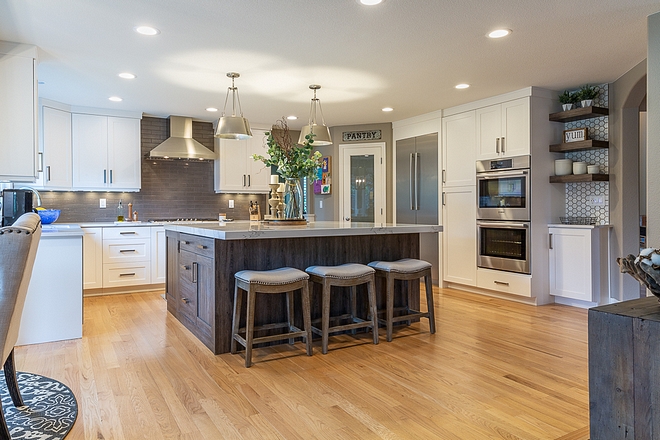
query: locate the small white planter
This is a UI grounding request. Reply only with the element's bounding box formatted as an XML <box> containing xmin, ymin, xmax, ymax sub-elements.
<box><xmin>562</xmin><ymin>104</ymin><xmax>573</xmax><ymax>111</ymax></box>
<box><xmin>581</xmin><ymin>99</ymin><xmax>593</xmax><ymax>108</ymax></box>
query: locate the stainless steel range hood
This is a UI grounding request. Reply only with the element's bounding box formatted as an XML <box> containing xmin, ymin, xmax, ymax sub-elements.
<box><xmin>148</xmin><ymin>116</ymin><xmax>216</xmax><ymax>160</ymax></box>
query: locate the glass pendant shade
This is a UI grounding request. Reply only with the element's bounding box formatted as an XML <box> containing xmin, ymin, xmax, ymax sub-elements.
<box><xmin>215</xmin><ymin>72</ymin><xmax>252</xmax><ymax>139</ymax></box>
<box><xmin>298</xmin><ymin>85</ymin><xmax>332</xmax><ymax>145</ymax></box>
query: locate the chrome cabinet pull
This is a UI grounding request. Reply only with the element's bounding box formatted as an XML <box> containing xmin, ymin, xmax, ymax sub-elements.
<box><xmin>197</xmin><ymin>244</ymin><xmax>207</xmax><ymax>250</ymax></box>
<box><xmin>496</xmin><ymin>138</ymin><xmax>501</xmax><ymax>154</ymax></box>
<box><xmin>181</xmin><ymin>297</ymin><xmax>190</xmax><ymax>304</ymax></box>
<box><xmin>501</xmin><ymin>137</ymin><xmax>505</xmax><ymax>153</ymax></box>
<box><xmin>409</xmin><ymin>153</ymin><xmax>414</xmax><ymax>210</ymax></box>
<box><xmin>38</xmin><ymin>152</ymin><xmax>43</xmax><ymax>172</ymax></box>
<box><xmin>110</xmin><ymin>169</ymin><xmax>113</xmax><ymax>184</ymax></box>
<box><xmin>243</xmin><ymin>175</ymin><xmax>246</xmax><ymax>187</ymax></box>
<box><xmin>46</xmin><ymin>165</ymin><xmax>51</xmax><ymax>182</ymax></box>
<box><xmin>104</xmin><ymin>169</ymin><xmax>107</xmax><ymax>183</ymax></box>
<box><xmin>494</xmin><ymin>280</ymin><xmax>510</xmax><ymax>286</ymax></box>
<box><xmin>119</xmin><ymin>272</ymin><xmax>136</xmax><ymax>277</ymax></box>
<box><xmin>192</xmin><ymin>262</ymin><xmax>198</xmax><ymax>283</ymax></box>
<box><xmin>180</xmin><ymin>264</ymin><xmax>190</xmax><ymax>271</ymax></box>
<box><xmin>119</xmin><ymin>231</ymin><xmax>137</xmax><ymax>235</ymax></box>
<box><xmin>415</xmin><ymin>152</ymin><xmax>420</xmax><ymax>210</ymax></box>
<box><xmin>442</xmin><ymin>169</ymin><xmax>446</xmax><ymax>184</ymax></box>
<box><xmin>119</xmin><ymin>249</ymin><xmax>136</xmax><ymax>253</ymax></box>
<box><xmin>442</xmin><ymin>192</ymin><xmax>446</xmax><ymax>206</ymax></box>
<box><xmin>247</xmin><ymin>175</ymin><xmax>251</xmax><ymax>187</ymax></box>
<box><xmin>549</xmin><ymin>233</ymin><xmax>553</xmax><ymax>250</ymax></box>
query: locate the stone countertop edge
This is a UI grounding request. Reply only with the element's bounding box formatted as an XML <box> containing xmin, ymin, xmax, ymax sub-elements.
<box><xmin>77</xmin><ymin>221</ymin><xmax>157</xmax><ymax>227</ymax></box>
<box><xmin>547</xmin><ymin>224</ymin><xmax>612</xmax><ymax>229</ymax></box>
<box><xmin>164</xmin><ymin>221</ymin><xmax>442</xmax><ymax>240</ymax></box>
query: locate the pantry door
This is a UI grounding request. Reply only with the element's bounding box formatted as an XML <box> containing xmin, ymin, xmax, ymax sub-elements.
<box><xmin>339</xmin><ymin>143</ymin><xmax>386</xmax><ymax>224</ymax></box>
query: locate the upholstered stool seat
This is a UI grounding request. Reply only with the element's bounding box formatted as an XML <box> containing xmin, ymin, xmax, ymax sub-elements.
<box><xmin>231</xmin><ymin>267</ymin><xmax>312</xmax><ymax>367</ymax></box>
<box><xmin>305</xmin><ymin>263</ymin><xmax>379</xmax><ymax>354</ymax></box>
<box><xmin>368</xmin><ymin>258</ymin><xmax>436</xmax><ymax>342</ymax></box>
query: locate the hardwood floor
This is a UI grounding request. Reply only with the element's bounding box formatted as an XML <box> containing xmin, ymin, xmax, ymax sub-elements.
<box><xmin>16</xmin><ymin>287</ymin><xmax>590</xmax><ymax>439</ymax></box>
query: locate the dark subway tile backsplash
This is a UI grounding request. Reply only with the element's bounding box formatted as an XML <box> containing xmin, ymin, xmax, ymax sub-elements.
<box><xmin>40</xmin><ymin>116</ymin><xmax>267</xmax><ymax>222</ymax></box>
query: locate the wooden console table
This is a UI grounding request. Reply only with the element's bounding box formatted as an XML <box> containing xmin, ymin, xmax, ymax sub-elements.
<box><xmin>589</xmin><ymin>297</ymin><xmax>660</xmax><ymax>439</ymax></box>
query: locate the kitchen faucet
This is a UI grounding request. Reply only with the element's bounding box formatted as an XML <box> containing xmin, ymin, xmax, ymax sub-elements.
<box><xmin>18</xmin><ymin>187</ymin><xmax>42</xmax><ymax>207</ymax></box>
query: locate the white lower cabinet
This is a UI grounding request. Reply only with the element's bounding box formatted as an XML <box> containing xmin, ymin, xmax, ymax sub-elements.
<box><xmin>476</xmin><ymin>268</ymin><xmax>532</xmax><ymax>297</ymax></box>
<box><xmin>442</xmin><ymin>186</ymin><xmax>477</xmax><ymax>286</ymax></box>
<box><xmin>549</xmin><ymin>225</ymin><xmax>609</xmax><ymax>302</ymax></box>
<box><xmin>151</xmin><ymin>226</ymin><xmax>166</xmax><ymax>284</ymax></box>
<box><xmin>82</xmin><ymin>227</ymin><xmax>103</xmax><ymax>290</ymax></box>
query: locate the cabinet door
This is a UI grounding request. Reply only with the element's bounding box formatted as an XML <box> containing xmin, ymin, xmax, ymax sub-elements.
<box><xmin>549</xmin><ymin>227</ymin><xmax>593</xmax><ymax>301</ymax></box>
<box><xmin>475</xmin><ymin>104</ymin><xmax>502</xmax><ymax>160</ymax></box>
<box><xmin>195</xmin><ymin>255</ymin><xmax>214</xmax><ymax>331</ymax></box>
<box><xmin>41</xmin><ymin>106</ymin><xmax>72</xmax><ymax>189</ymax></box>
<box><xmin>107</xmin><ymin>117</ymin><xmax>141</xmax><ymax>190</ymax></box>
<box><xmin>166</xmin><ymin>233</ymin><xmax>179</xmax><ymax>311</ymax></box>
<box><xmin>82</xmin><ymin>227</ymin><xmax>103</xmax><ymax>291</ymax></box>
<box><xmin>151</xmin><ymin>226</ymin><xmax>166</xmax><ymax>284</ymax></box>
<box><xmin>501</xmin><ymin>97</ymin><xmax>530</xmax><ymax>157</ymax></box>
<box><xmin>178</xmin><ymin>250</ymin><xmax>214</xmax><ymax>335</ymax></box>
<box><xmin>246</xmin><ymin>129</ymin><xmax>271</xmax><ymax>193</ymax></box>
<box><xmin>442</xmin><ymin>111</ymin><xmax>476</xmax><ymax>187</ymax></box>
<box><xmin>72</xmin><ymin>113</ymin><xmax>108</xmax><ymax>189</ymax></box>
<box><xmin>216</xmin><ymin>138</ymin><xmax>249</xmax><ymax>192</ymax></box>
<box><xmin>442</xmin><ymin>186</ymin><xmax>477</xmax><ymax>286</ymax></box>
<box><xmin>0</xmin><ymin>53</ymin><xmax>37</xmax><ymax>181</ymax></box>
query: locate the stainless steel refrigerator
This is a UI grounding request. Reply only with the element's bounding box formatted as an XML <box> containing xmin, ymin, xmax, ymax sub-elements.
<box><xmin>396</xmin><ymin>133</ymin><xmax>439</xmax><ymax>282</ymax></box>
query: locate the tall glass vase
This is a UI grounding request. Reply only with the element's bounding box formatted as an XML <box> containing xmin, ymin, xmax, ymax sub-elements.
<box><xmin>283</xmin><ymin>178</ymin><xmax>303</xmax><ymax>219</ymax></box>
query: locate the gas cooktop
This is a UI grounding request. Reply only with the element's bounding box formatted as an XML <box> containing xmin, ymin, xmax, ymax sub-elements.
<box><xmin>148</xmin><ymin>218</ymin><xmax>219</xmax><ymax>224</ymax></box>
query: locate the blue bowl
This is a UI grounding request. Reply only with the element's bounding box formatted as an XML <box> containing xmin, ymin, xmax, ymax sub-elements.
<box><xmin>37</xmin><ymin>209</ymin><xmax>60</xmax><ymax>225</ymax></box>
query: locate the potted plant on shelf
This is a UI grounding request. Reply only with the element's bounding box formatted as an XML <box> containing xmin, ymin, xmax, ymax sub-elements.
<box><xmin>558</xmin><ymin>90</ymin><xmax>575</xmax><ymax>111</ymax></box>
<box><xmin>252</xmin><ymin>118</ymin><xmax>323</xmax><ymax>220</ymax></box>
<box><xmin>578</xmin><ymin>84</ymin><xmax>598</xmax><ymax>108</ymax></box>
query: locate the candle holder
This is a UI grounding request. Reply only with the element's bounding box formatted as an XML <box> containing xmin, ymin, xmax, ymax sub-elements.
<box><xmin>268</xmin><ymin>183</ymin><xmax>282</xmax><ymax>218</ymax></box>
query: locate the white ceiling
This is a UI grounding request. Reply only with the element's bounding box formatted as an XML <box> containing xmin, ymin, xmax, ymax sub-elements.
<box><xmin>1</xmin><ymin>0</ymin><xmax>659</xmax><ymax>130</ymax></box>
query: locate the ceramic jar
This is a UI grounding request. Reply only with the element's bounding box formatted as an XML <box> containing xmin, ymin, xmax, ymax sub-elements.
<box><xmin>587</xmin><ymin>165</ymin><xmax>600</xmax><ymax>174</ymax></box>
<box><xmin>554</xmin><ymin>159</ymin><xmax>573</xmax><ymax>176</ymax></box>
<box><xmin>573</xmin><ymin>161</ymin><xmax>587</xmax><ymax>175</ymax></box>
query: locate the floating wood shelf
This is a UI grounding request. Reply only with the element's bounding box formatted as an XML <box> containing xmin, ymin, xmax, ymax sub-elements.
<box><xmin>549</xmin><ymin>174</ymin><xmax>609</xmax><ymax>183</ymax></box>
<box><xmin>549</xmin><ymin>140</ymin><xmax>609</xmax><ymax>152</ymax></box>
<box><xmin>549</xmin><ymin>106</ymin><xmax>609</xmax><ymax>123</ymax></box>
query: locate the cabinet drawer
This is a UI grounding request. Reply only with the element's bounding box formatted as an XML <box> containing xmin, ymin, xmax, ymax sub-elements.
<box><xmin>476</xmin><ymin>268</ymin><xmax>531</xmax><ymax>297</ymax></box>
<box><xmin>103</xmin><ymin>226</ymin><xmax>151</xmax><ymax>240</ymax></box>
<box><xmin>102</xmin><ymin>239</ymin><xmax>150</xmax><ymax>263</ymax></box>
<box><xmin>179</xmin><ymin>233</ymin><xmax>214</xmax><ymax>258</ymax></box>
<box><xmin>103</xmin><ymin>262</ymin><xmax>151</xmax><ymax>287</ymax></box>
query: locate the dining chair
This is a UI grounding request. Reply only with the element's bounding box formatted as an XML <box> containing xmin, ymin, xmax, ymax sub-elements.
<box><xmin>0</xmin><ymin>212</ymin><xmax>41</xmax><ymax>438</ymax></box>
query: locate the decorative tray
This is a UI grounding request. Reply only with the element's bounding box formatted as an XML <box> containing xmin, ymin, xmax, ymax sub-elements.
<box><xmin>559</xmin><ymin>216</ymin><xmax>597</xmax><ymax>225</ymax></box>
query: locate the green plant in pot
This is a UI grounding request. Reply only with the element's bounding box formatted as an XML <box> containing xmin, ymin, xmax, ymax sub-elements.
<box><xmin>252</xmin><ymin>118</ymin><xmax>323</xmax><ymax>220</ymax></box>
<box><xmin>558</xmin><ymin>90</ymin><xmax>576</xmax><ymax>111</ymax></box>
<box><xmin>577</xmin><ymin>84</ymin><xmax>598</xmax><ymax>108</ymax></box>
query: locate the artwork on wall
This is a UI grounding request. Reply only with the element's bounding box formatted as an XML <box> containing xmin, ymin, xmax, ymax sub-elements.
<box><xmin>314</xmin><ymin>156</ymin><xmax>331</xmax><ymax>194</ymax></box>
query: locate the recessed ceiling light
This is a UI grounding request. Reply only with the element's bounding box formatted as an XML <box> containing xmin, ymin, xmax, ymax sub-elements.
<box><xmin>487</xmin><ymin>29</ymin><xmax>511</xmax><ymax>39</ymax></box>
<box><xmin>455</xmin><ymin>84</ymin><xmax>470</xmax><ymax>89</ymax></box>
<box><xmin>118</xmin><ymin>72</ymin><xmax>136</xmax><ymax>79</ymax></box>
<box><xmin>109</xmin><ymin>96</ymin><xmax>123</xmax><ymax>102</ymax></box>
<box><xmin>206</xmin><ymin>107</ymin><xmax>218</xmax><ymax>112</ymax></box>
<box><xmin>382</xmin><ymin>107</ymin><xmax>393</xmax><ymax>112</ymax></box>
<box><xmin>134</xmin><ymin>26</ymin><xmax>160</xmax><ymax>36</ymax></box>
<box><xmin>359</xmin><ymin>0</ymin><xmax>383</xmax><ymax>5</ymax></box>
<box><xmin>286</xmin><ymin>115</ymin><xmax>298</xmax><ymax>120</ymax></box>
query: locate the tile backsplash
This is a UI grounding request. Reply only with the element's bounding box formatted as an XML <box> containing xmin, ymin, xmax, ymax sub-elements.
<box><xmin>39</xmin><ymin>116</ymin><xmax>267</xmax><ymax>222</ymax></box>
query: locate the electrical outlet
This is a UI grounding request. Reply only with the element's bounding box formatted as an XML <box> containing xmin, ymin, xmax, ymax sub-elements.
<box><xmin>587</xmin><ymin>195</ymin><xmax>605</xmax><ymax>206</ymax></box>
<box><xmin>228</xmin><ymin>199</ymin><xmax>234</xmax><ymax>208</ymax></box>
<box><xmin>99</xmin><ymin>198</ymin><xmax>106</xmax><ymax>208</ymax></box>
<box><xmin>319</xmin><ymin>200</ymin><xmax>323</xmax><ymax>209</ymax></box>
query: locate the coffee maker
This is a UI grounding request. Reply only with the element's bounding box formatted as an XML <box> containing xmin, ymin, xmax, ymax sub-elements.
<box><xmin>1</xmin><ymin>189</ymin><xmax>34</xmax><ymax>226</ymax></box>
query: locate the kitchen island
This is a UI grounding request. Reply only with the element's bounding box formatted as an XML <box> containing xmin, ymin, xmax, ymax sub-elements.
<box><xmin>164</xmin><ymin>221</ymin><xmax>441</xmax><ymax>354</ymax></box>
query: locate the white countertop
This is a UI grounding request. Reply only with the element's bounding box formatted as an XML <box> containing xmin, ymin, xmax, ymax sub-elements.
<box><xmin>40</xmin><ymin>224</ymin><xmax>84</xmax><ymax>237</ymax></box>
<box><xmin>548</xmin><ymin>223</ymin><xmax>612</xmax><ymax>229</ymax></box>
<box><xmin>164</xmin><ymin>220</ymin><xmax>442</xmax><ymax>240</ymax></box>
<box><xmin>78</xmin><ymin>221</ymin><xmax>156</xmax><ymax>227</ymax></box>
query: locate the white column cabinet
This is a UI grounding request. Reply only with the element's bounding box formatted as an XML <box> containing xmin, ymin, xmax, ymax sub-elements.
<box><xmin>476</xmin><ymin>97</ymin><xmax>530</xmax><ymax>160</ymax></box>
<box><xmin>442</xmin><ymin>111</ymin><xmax>476</xmax><ymax>187</ymax></box>
<box><xmin>73</xmin><ymin>114</ymin><xmax>141</xmax><ymax>191</ymax></box>
<box><xmin>549</xmin><ymin>225</ymin><xmax>609</xmax><ymax>303</ymax></box>
<box><xmin>215</xmin><ymin>129</ymin><xmax>271</xmax><ymax>193</ymax></box>
<box><xmin>0</xmin><ymin>44</ymin><xmax>38</xmax><ymax>181</ymax></box>
<box><xmin>442</xmin><ymin>186</ymin><xmax>477</xmax><ymax>286</ymax></box>
<box><xmin>39</xmin><ymin>105</ymin><xmax>72</xmax><ymax>189</ymax></box>
<box><xmin>82</xmin><ymin>227</ymin><xmax>103</xmax><ymax>290</ymax></box>
<box><xmin>151</xmin><ymin>226</ymin><xmax>166</xmax><ymax>284</ymax></box>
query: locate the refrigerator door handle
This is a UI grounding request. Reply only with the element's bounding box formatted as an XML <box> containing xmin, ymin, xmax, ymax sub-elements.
<box><xmin>415</xmin><ymin>152</ymin><xmax>420</xmax><ymax>210</ymax></box>
<box><xmin>409</xmin><ymin>153</ymin><xmax>414</xmax><ymax>211</ymax></box>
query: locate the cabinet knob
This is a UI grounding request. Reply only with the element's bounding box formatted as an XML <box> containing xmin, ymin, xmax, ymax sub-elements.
<box><xmin>197</xmin><ymin>244</ymin><xmax>207</xmax><ymax>250</ymax></box>
<box><xmin>181</xmin><ymin>297</ymin><xmax>190</xmax><ymax>304</ymax></box>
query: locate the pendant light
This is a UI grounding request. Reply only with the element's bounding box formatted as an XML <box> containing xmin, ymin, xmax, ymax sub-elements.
<box><xmin>298</xmin><ymin>85</ymin><xmax>332</xmax><ymax>145</ymax></box>
<box><xmin>215</xmin><ymin>72</ymin><xmax>252</xmax><ymax>140</ymax></box>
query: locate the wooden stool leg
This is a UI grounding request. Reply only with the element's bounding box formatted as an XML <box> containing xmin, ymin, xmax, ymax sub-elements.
<box><xmin>245</xmin><ymin>288</ymin><xmax>257</xmax><ymax>368</ymax></box>
<box><xmin>406</xmin><ymin>279</ymin><xmax>414</xmax><ymax>326</ymax></box>
<box><xmin>4</xmin><ymin>349</ymin><xmax>23</xmax><ymax>407</ymax></box>
<box><xmin>386</xmin><ymin>274</ymin><xmax>395</xmax><ymax>342</ymax></box>
<box><xmin>367</xmin><ymin>277</ymin><xmax>379</xmax><ymax>345</ymax></box>
<box><xmin>321</xmin><ymin>281</ymin><xmax>331</xmax><ymax>355</ymax></box>
<box><xmin>301</xmin><ymin>282</ymin><xmax>313</xmax><ymax>356</ymax></box>
<box><xmin>231</xmin><ymin>284</ymin><xmax>243</xmax><ymax>354</ymax></box>
<box><xmin>425</xmin><ymin>274</ymin><xmax>436</xmax><ymax>334</ymax></box>
<box><xmin>350</xmin><ymin>285</ymin><xmax>357</xmax><ymax>335</ymax></box>
<box><xmin>286</xmin><ymin>290</ymin><xmax>295</xmax><ymax>345</ymax></box>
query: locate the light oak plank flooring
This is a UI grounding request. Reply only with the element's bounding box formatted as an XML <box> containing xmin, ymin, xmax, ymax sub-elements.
<box><xmin>16</xmin><ymin>287</ymin><xmax>590</xmax><ymax>439</ymax></box>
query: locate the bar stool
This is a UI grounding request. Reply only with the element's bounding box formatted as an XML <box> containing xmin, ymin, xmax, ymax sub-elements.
<box><xmin>305</xmin><ymin>263</ymin><xmax>379</xmax><ymax>354</ymax></box>
<box><xmin>231</xmin><ymin>267</ymin><xmax>313</xmax><ymax>367</ymax></box>
<box><xmin>368</xmin><ymin>258</ymin><xmax>436</xmax><ymax>342</ymax></box>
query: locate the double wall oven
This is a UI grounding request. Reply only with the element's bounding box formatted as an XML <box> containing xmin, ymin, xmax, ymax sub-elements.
<box><xmin>476</xmin><ymin>155</ymin><xmax>531</xmax><ymax>274</ymax></box>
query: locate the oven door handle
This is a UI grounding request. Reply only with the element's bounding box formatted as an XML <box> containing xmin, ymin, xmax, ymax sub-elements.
<box><xmin>477</xmin><ymin>170</ymin><xmax>528</xmax><ymax>179</ymax></box>
<box><xmin>477</xmin><ymin>221</ymin><xmax>529</xmax><ymax>229</ymax></box>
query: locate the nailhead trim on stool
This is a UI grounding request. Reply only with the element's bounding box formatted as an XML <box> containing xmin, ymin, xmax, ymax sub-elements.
<box><xmin>231</xmin><ymin>267</ymin><xmax>313</xmax><ymax>367</ymax></box>
<box><xmin>368</xmin><ymin>258</ymin><xmax>436</xmax><ymax>342</ymax></box>
<box><xmin>305</xmin><ymin>263</ymin><xmax>379</xmax><ymax>354</ymax></box>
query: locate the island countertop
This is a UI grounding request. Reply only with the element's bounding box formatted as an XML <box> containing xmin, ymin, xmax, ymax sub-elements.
<box><xmin>163</xmin><ymin>220</ymin><xmax>442</xmax><ymax>240</ymax></box>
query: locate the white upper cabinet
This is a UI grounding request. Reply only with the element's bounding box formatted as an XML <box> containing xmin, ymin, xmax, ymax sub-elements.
<box><xmin>442</xmin><ymin>110</ymin><xmax>476</xmax><ymax>187</ymax></box>
<box><xmin>39</xmin><ymin>105</ymin><xmax>72</xmax><ymax>189</ymax></box>
<box><xmin>73</xmin><ymin>113</ymin><xmax>141</xmax><ymax>191</ymax></box>
<box><xmin>476</xmin><ymin>97</ymin><xmax>530</xmax><ymax>160</ymax></box>
<box><xmin>0</xmin><ymin>43</ymin><xmax>38</xmax><ymax>181</ymax></box>
<box><xmin>215</xmin><ymin>129</ymin><xmax>271</xmax><ymax>193</ymax></box>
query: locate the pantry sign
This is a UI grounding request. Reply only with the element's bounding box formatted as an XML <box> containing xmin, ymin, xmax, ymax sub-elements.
<box><xmin>342</xmin><ymin>130</ymin><xmax>382</xmax><ymax>142</ymax></box>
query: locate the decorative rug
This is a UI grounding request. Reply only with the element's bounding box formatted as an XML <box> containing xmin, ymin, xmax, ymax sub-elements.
<box><xmin>0</xmin><ymin>371</ymin><xmax>77</xmax><ymax>439</ymax></box>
